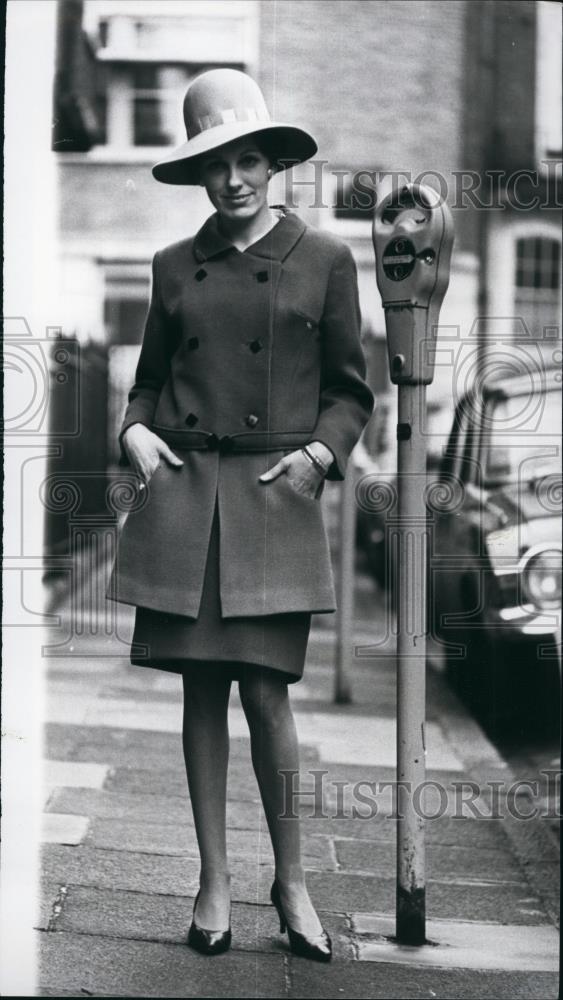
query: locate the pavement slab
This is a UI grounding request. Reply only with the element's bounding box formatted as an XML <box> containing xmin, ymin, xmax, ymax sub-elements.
<box><xmin>300</xmin><ymin>814</ymin><xmax>514</xmax><ymax>849</ymax></box>
<box><xmin>286</xmin><ymin>959</ymin><xmax>559</xmax><ymax>999</ymax></box>
<box><xmin>38</xmin><ymin>930</ymin><xmax>289</xmax><ymax>997</ymax></box>
<box><xmin>104</xmin><ymin>761</ymin><xmax>300</xmax><ymax>803</ymax></box>
<box><xmin>104</xmin><ymin>765</ymin><xmax>196</xmax><ymax>797</ymax></box>
<box><xmin>85</xmin><ymin>818</ymin><xmax>337</xmax><ymax>869</ymax></box>
<box><xmin>241</xmin><ymin>709</ymin><xmax>465</xmax><ymax>772</ymax></box>
<box><xmin>46</xmin><ymin>786</ymin><xmax>195</xmax><ymax>824</ymax></box>
<box><xmin>304</xmin><ymin>870</ymin><xmax>550</xmax><ymax>925</ymax></box>
<box><xmin>43</xmin><ymin>760</ymin><xmax>110</xmax><ymax>796</ymax></box>
<box><xmin>45</xmin><ymin>691</ymin><xmax>185</xmax><ymax>732</ymax></box>
<box><xmin>41</xmin><ymin>844</ymin><xmax>201</xmax><ymax>897</ymax></box>
<box><xmin>42</xmin><ymin>722</ymin><xmax>185</xmax><ymax>766</ymax></box>
<box><xmin>352</xmin><ymin>914</ymin><xmax>559</xmax><ymax>972</ymax></box>
<box><xmin>40</xmin><ymin>843</ymin><xmax>552</xmax><ymax>926</ymax></box>
<box><xmin>53</xmin><ymin>886</ymin><xmax>354</xmax><ymax>960</ymax></box>
<box><xmin>41</xmin><ymin>813</ymin><xmax>90</xmax><ymax>846</ymax></box>
<box><xmin>333</xmin><ymin>838</ymin><xmax>527</xmax><ymax>883</ymax></box>
<box><xmin>44</xmin><ymin>688</ymin><xmax>464</xmax><ymax>772</ymax></box>
<box><xmin>45</xmin><ymin>786</ymin><xmax>271</xmax><ymax>826</ymax></box>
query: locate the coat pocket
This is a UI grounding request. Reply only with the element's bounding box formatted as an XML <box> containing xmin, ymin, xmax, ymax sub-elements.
<box><xmin>139</xmin><ymin>459</ymin><xmax>163</xmax><ymax>494</ymax></box>
<box><xmin>293</xmin><ymin>307</ymin><xmax>321</xmax><ymax>333</ymax></box>
<box><xmin>276</xmin><ymin>471</ymin><xmax>323</xmax><ymax>503</ymax></box>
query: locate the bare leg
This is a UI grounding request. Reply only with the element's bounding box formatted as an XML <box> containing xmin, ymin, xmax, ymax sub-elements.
<box><xmin>182</xmin><ymin>667</ymin><xmax>232</xmax><ymax>930</ymax></box>
<box><xmin>238</xmin><ymin>667</ymin><xmax>323</xmax><ymax>937</ymax></box>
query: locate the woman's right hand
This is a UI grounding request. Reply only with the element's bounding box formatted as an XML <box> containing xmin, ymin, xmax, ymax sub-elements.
<box><xmin>121</xmin><ymin>423</ymin><xmax>184</xmax><ymax>484</ymax></box>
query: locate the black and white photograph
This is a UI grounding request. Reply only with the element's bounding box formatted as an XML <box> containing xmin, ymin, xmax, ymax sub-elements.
<box><xmin>2</xmin><ymin>1</ymin><xmax>561</xmax><ymax>996</ymax></box>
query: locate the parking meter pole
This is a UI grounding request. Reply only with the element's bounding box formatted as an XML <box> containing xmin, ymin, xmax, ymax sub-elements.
<box><xmin>372</xmin><ymin>181</ymin><xmax>454</xmax><ymax>948</ymax></box>
<box><xmin>396</xmin><ymin>381</ymin><xmax>428</xmax><ymax>945</ymax></box>
<box><xmin>334</xmin><ymin>458</ymin><xmax>357</xmax><ymax>704</ymax></box>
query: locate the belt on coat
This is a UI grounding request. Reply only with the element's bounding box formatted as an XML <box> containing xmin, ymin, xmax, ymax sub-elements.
<box><xmin>152</xmin><ymin>425</ymin><xmax>315</xmax><ymax>455</ymax></box>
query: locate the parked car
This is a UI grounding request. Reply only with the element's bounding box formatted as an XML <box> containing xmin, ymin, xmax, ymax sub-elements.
<box><xmin>356</xmin><ymin>398</ymin><xmax>449</xmax><ymax>590</ymax></box>
<box><xmin>432</xmin><ymin>366</ymin><xmax>561</xmax><ymax>731</ymax></box>
<box><xmin>357</xmin><ymin>368</ymin><xmax>561</xmax><ymax>732</ymax></box>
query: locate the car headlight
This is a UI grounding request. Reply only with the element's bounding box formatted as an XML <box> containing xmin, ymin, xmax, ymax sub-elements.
<box><xmin>519</xmin><ymin>544</ymin><xmax>562</xmax><ymax>610</ymax></box>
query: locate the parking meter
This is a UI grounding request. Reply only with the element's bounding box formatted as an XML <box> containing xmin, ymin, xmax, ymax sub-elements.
<box><xmin>371</xmin><ymin>181</ymin><xmax>454</xmax><ymax>947</ymax></box>
<box><xmin>373</xmin><ymin>182</ymin><xmax>454</xmax><ymax>385</ymax></box>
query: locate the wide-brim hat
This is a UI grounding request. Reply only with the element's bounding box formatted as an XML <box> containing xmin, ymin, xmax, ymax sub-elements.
<box><xmin>152</xmin><ymin>68</ymin><xmax>318</xmax><ymax>185</ymax></box>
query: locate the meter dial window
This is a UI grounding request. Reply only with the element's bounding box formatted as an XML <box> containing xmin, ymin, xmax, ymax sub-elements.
<box><xmin>382</xmin><ymin>238</ymin><xmax>416</xmax><ymax>281</ymax></box>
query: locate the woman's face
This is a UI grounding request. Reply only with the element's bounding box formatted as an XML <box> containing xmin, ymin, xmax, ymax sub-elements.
<box><xmin>199</xmin><ymin>137</ymin><xmax>271</xmax><ymax>223</ymax></box>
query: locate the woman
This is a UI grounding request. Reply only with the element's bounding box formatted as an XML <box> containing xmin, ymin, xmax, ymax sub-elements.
<box><xmin>108</xmin><ymin>69</ymin><xmax>374</xmax><ymax>961</ymax></box>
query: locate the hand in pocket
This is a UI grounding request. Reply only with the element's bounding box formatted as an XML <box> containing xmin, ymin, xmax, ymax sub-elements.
<box><xmin>121</xmin><ymin>424</ymin><xmax>184</xmax><ymax>485</ymax></box>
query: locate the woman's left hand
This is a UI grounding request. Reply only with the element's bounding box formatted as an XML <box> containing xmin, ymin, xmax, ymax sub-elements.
<box><xmin>259</xmin><ymin>441</ymin><xmax>333</xmax><ymax>499</ymax></box>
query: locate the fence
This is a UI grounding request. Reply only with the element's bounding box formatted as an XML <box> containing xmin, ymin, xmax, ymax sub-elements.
<box><xmin>44</xmin><ymin>336</ymin><xmax>110</xmax><ymax>565</ymax></box>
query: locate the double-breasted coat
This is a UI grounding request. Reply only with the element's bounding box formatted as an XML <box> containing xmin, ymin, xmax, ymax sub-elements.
<box><xmin>107</xmin><ymin>210</ymin><xmax>374</xmax><ymax>619</ymax></box>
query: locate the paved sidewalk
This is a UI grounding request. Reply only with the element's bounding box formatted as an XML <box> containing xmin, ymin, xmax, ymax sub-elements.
<box><xmin>37</xmin><ymin>560</ymin><xmax>560</xmax><ymax>998</ymax></box>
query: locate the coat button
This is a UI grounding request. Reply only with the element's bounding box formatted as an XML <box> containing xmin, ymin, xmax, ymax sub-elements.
<box><xmin>245</xmin><ymin>414</ymin><xmax>259</xmax><ymax>428</ymax></box>
<box><xmin>255</xmin><ymin>270</ymin><xmax>269</xmax><ymax>282</ymax></box>
<box><xmin>195</xmin><ymin>268</ymin><xmax>207</xmax><ymax>282</ymax></box>
<box><xmin>249</xmin><ymin>339</ymin><xmax>263</xmax><ymax>353</ymax></box>
<box><xmin>185</xmin><ymin>413</ymin><xmax>198</xmax><ymax>427</ymax></box>
<box><xmin>188</xmin><ymin>337</ymin><xmax>199</xmax><ymax>350</ymax></box>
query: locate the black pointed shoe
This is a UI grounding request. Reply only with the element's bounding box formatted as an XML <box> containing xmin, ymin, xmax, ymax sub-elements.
<box><xmin>270</xmin><ymin>880</ymin><xmax>332</xmax><ymax>962</ymax></box>
<box><xmin>187</xmin><ymin>890</ymin><xmax>232</xmax><ymax>956</ymax></box>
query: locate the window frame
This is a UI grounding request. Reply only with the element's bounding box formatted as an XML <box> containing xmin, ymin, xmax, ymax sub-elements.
<box><xmin>513</xmin><ymin>234</ymin><xmax>562</xmax><ymax>341</ymax></box>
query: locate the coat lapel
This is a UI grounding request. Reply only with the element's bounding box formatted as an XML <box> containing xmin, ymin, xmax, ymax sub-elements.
<box><xmin>193</xmin><ymin>210</ymin><xmax>307</xmax><ymax>263</ymax></box>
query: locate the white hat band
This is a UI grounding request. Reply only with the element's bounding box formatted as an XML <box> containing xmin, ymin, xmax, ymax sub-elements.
<box><xmin>190</xmin><ymin>106</ymin><xmax>270</xmax><ymax>138</ymax></box>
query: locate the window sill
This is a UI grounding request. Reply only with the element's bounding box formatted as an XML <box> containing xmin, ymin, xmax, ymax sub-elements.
<box><xmin>55</xmin><ymin>147</ymin><xmax>178</xmax><ymax>165</ymax></box>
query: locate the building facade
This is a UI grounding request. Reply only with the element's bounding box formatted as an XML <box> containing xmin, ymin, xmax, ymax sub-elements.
<box><xmin>54</xmin><ymin>0</ymin><xmax>561</xmax><ymax>467</ymax></box>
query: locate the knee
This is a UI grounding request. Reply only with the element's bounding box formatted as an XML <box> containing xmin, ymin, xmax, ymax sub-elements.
<box><xmin>239</xmin><ymin>674</ymin><xmax>290</xmax><ymax>733</ymax></box>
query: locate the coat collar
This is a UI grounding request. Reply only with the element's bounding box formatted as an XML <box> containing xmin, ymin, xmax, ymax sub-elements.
<box><xmin>193</xmin><ymin>208</ymin><xmax>306</xmax><ymax>263</ymax></box>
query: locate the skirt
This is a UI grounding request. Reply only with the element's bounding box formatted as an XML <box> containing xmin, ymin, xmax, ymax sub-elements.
<box><xmin>131</xmin><ymin>494</ymin><xmax>312</xmax><ymax>683</ymax></box>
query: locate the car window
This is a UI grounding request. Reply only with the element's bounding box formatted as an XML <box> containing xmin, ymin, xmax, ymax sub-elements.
<box><xmin>483</xmin><ymin>387</ymin><xmax>562</xmax><ymax>487</ymax></box>
<box><xmin>440</xmin><ymin>399</ymin><xmax>470</xmax><ymax>481</ymax></box>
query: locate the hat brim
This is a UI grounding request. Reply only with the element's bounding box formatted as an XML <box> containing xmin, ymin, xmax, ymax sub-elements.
<box><xmin>152</xmin><ymin>122</ymin><xmax>317</xmax><ymax>185</ymax></box>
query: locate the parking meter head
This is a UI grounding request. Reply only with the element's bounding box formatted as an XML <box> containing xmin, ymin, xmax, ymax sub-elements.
<box><xmin>372</xmin><ymin>181</ymin><xmax>454</xmax><ymax>385</ymax></box>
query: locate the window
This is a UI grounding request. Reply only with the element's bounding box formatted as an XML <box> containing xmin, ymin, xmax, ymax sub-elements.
<box><xmin>132</xmin><ymin>64</ymin><xmax>182</xmax><ymax>147</ymax></box>
<box><xmin>484</xmin><ymin>388</ymin><xmax>562</xmax><ymax>487</ymax></box>
<box><xmin>100</xmin><ymin>63</ymin><xmax>192</xmax><ymax>149</ymax></box>
<box><xmin>103</xmin><ymin>266</ymin><xmax>150</xmax><ymax>344</ymax></box>
<box><xmin>333</xmin><ymin>170</ymin><xmax>377</xmax><ymax>221</ymax></box>
<box><xmin>83</xmin><ymin>7</ymin><xmax>257</xmax><ymax>152</ymax></box>
<box><xmin>514</xmin><ymin>237</ymin><xmax>561</xmax><ymax>339</ymax></box>
<box><xmin>96</xmin><ymin>61</ymin><xmax>242</xmax><ymax>149</ymax></box>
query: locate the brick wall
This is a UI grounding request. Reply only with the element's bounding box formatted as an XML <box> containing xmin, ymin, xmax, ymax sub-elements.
<box><xmin>58</xmin><ymin>162</ymin><xmax>211</xmax><ymax>245</ymax></box>
<box><xmin>490</xmin><ymin>0</ymin><xmax>536</xmax><ymax>173</ymax></box>
<box><xmin>463</xmin><ymin>0</ymin><xmax>536</xmax><ymax>171</ymax></box>
<box><xmin>258</xmin><ymin>0</ymin><xmax>466</xmax><ymax>180</ymax></box>
<box><xmin>461</xmin><ymin>0</ymin><xmax>537</xmax><ymax>250</ymax></box>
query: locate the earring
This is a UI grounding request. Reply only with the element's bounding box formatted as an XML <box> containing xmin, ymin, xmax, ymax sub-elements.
<box><xmin>267</xmin><ymin>168</ymin><xmax>273</xmax><ymax>178</ymax></box>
